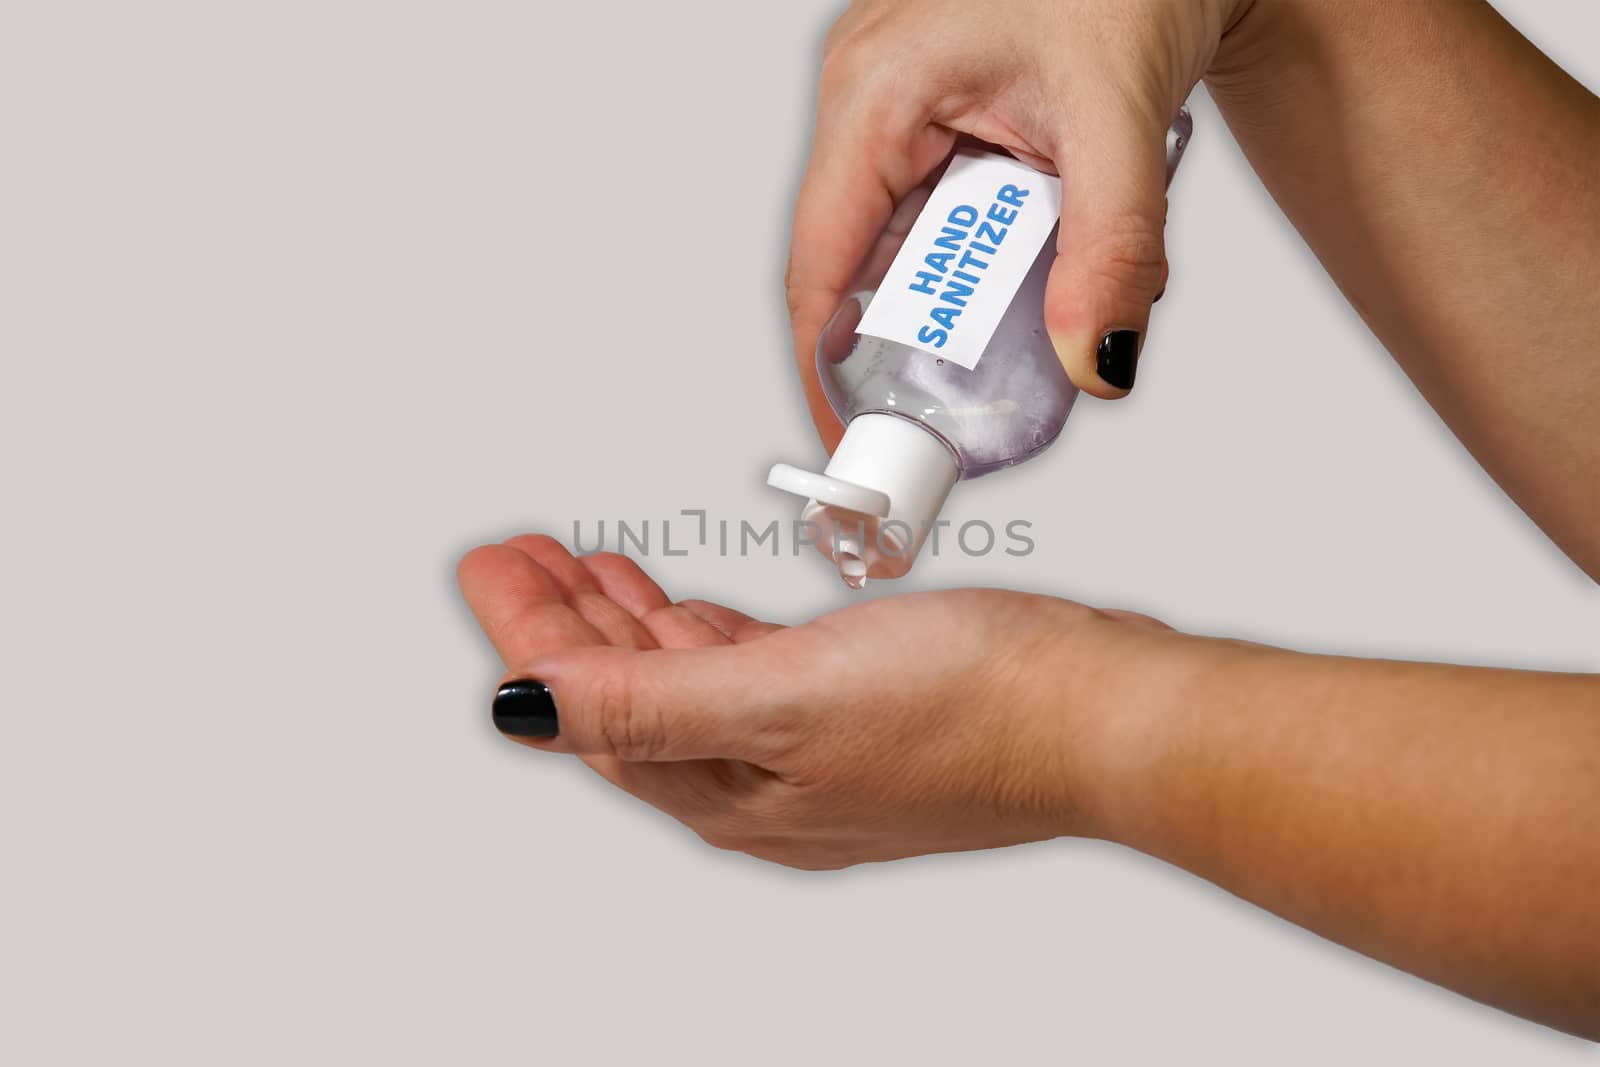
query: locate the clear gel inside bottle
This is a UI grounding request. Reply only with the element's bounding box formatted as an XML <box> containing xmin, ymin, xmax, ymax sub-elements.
<box><xmin>817</xmin><ymin>231</ymin><xmax>1070</xmax><ymax>480</ymax></box>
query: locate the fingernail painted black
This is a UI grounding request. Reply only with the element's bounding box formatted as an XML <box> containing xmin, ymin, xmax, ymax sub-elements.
<box><xmin>493</xmin><ymin>680</ymin><xmax>559</xmax><ymax>738</ymax></box>
<box><xmin>1097</xmin><ymin>330</ymin><xmax>1140</xmax><ymax>390</ymax></box>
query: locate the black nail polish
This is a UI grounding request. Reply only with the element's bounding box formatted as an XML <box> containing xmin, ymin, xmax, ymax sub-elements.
<box><xmin>493</xmin><ymin>680</ymin><xmax>559</xmax><ymax>738</ymax></box>
<box><xmin>1097</xmin><ymin>330</ymin><xmax>1141</xmax><ymax>391</ymax></box>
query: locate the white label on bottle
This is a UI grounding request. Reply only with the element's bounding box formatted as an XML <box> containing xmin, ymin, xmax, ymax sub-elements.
<box><xmin>855</xmin><ymin>149</ymin><xmax>1061</xmax><ymax>370</ymax></box>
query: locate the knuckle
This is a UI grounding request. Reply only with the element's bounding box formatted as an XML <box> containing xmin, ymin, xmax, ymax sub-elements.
<box><xmin>820</xmin><ymin>10</ymin><xmax>853</xmax><ymax>57</ymax></box>
<box><xmin>693</xmin><ymin>816</ymin><xmax>748</xmax><ymax>854</ymax></box>
<box><xmin>675</xmin><ymin>770</ymin><xmax>734</xmax><ymax>817</ymax></box>
<box><xmin>692</xmin><ymin>790</ymin><xmax>789</xmax><ymax>856</ymax></box>
<box><xmin>1084</xmin><ymin>223</ymin><xmax>1167</xmax><ymax>297</ymax></box>
<box><xmin>818</xmin><ymin>24</ymin><xmax>885</xmax><ymax>97</ymax></box>
<box><xmin>787</xmin><ymin>280</ymin><xmax>835</xmax><ymax>342</ymax></box>
<box><xmin>784</xmin><ymin>258</ymin><xmax>826</xmax><ymax>332</ymax></box>
<box><xmin>749</xmin><ymin>841</ymin><xmax>850</xmax><ymax>872</ymax></box>
<box><xmin>694</xmin><ymin>828</ymin><xmax>736</xmax><ymax>852</ymax></box>
<box><xmin>785</xmin><ymin>275</ymin><xmax>806</xmax><ymax>326</ymax></box>
<box><xmin>592</xmin><ymin>672</ymin><xmax>658</xmax><ymax>762</ymax></box>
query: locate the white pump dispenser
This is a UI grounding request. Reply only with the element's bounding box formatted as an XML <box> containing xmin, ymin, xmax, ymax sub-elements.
<box><xmin>768</xmin><ymin>412</ymin><xmax>960</xmax><ymax>585</ymax></box>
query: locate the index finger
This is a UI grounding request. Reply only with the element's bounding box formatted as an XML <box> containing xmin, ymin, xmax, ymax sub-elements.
<box><xmin>457</xmin><ymin>543</ymin><xmax>605</xmax><ymax>667</ymax></box>
<box><xmin>786</xmin><ymin>101</ymin><xmax>955</xmax><ymax>450</ymax></box>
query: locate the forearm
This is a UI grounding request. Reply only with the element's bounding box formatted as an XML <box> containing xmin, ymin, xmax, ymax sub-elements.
<box><xmin>1206</xmin><ymin>0</ymin><xmax>1600</xmax><ymax>577</ymax></box>
<box><xmin>1083</xmin><ymin>625</ymin><xmax>1600</xmax><ymax>1037</ymax></box>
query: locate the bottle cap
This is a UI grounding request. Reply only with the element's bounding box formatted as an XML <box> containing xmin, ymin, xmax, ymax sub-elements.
<box><xmin>768</xmin><ymin>413</ymin><xmax>960</xmax><ymax>587</ymax></box>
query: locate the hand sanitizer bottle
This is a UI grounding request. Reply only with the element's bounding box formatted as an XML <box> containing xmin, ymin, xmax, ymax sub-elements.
<box><xmin>770</xmin><ymin>110</ymin><xmax>1191</xmax><ymax>587</ymax></box>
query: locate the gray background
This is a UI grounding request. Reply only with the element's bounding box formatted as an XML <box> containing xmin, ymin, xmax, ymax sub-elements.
<box><xmin>3</xmin><ymin>0</ymin><xmax>1597</xmax><ymax>1061</ymax></box>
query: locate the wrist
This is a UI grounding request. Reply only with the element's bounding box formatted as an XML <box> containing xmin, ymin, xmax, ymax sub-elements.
<box><xmin>1205</xmin><ymin>0</ymin><xmax>1317</xmax><ymax>101</ymax></box>
<box><xmin>1059</xmin><ymin>615</ymin><xmax>1245</xmax><ymax>850</ymax></box>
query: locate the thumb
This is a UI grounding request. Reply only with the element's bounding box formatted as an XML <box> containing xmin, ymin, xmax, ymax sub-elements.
<box><xmin>1045</xmin><ymin>97</ymin><xmax>1176</xmax><ymax>398</ymax></box>
<box><xmin>493</xmin><ymin>644</ymin><xmax>780</xmax><ymax>762</ymax></box>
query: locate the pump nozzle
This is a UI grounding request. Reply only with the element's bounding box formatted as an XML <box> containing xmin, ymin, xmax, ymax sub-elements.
<box><xmin>768</xmin><ymin>413</ymin><xmax>960</xmax><ymax>584</ymax></box>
